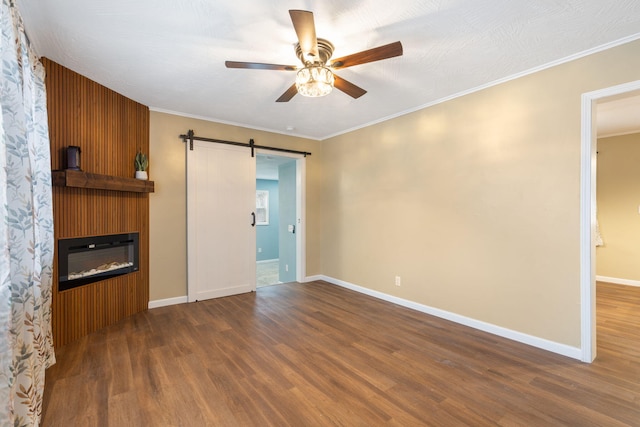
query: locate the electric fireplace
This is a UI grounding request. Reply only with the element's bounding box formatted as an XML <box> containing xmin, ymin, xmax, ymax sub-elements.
<box><xmin>58</xmin><ymin>233</ymin><xmax>139</xmax><ymax>291</ymax></box>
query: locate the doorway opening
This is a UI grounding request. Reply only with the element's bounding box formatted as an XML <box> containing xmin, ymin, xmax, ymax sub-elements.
<box><xmin>580</xmin><ymin>80</ymin><xmax>640</xmax><ymax>362</ymax></box>
<box><xmin>256</xmin><ymin>151</ymin><xmax>305</xmax><ymax>287</ymax></box>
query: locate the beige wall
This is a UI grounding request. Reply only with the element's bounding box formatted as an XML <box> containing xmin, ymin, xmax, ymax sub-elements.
<box><xmin>320</xmin><ymin>39</ymin><xmax>640</xmax><ymax>348</ymax></box>
<box><xmin>596</xmin><ymin>133</ymin><xmax>640</xmax><ymax>281</ymax></box>
<box><xmin>149</xmin><ymin>112</ymin><xmax>322</xmax><ymax>301</ymax></box>
<box><xmin>149</xmin><ymin>39</ymin><xmax>640</xmax><ymax>348</ymax></box>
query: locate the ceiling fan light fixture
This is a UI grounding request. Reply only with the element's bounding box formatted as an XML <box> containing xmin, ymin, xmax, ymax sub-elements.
<box><xmin>295</xmin><ymin>65</ymin><xmax>334</xmax><ymax>97</ymax></box>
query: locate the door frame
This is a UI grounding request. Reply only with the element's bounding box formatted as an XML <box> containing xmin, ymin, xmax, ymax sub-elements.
<box><xmin>256</xmin><ymin>148</ymin><xmax>307</xmax><ymax>282</ymax></box>
<box><xmin>580</xmin><ymin>79</ymin><xmax>640</xmax><ymax>362</ymax></box>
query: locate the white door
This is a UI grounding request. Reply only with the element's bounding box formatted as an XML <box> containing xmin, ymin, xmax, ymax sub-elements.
<box><xmin>187</xmin><ymin>141</ymin><xmax>256</xmax><ymax>301</ymax></box>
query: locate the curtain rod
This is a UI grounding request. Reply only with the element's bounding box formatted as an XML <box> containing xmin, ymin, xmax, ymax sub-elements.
<box><xmin>179</xmin><ymin>129</ymin><xmax>312</xmax><ymax>157</ymax></box>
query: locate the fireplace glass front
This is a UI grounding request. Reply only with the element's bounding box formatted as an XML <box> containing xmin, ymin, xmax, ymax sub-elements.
<box><xmin>58</xmin><ymin>233</ymin><xmax>139</xmax><ymax>291</ymax></box>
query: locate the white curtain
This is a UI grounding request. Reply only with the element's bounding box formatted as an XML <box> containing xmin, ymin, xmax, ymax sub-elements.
<box><xmin>0</xmin><ymin>0</ymin><xmax>56</xmax><ymax>426</ymax></box>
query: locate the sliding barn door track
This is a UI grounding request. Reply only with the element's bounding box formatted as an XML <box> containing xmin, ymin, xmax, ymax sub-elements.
<box><xmin>180</xmin><ymin>129</ymin><xmax>311</xmax><ymax>157</ymax></box>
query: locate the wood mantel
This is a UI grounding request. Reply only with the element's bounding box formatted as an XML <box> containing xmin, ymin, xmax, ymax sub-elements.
<box><xmin>52</xmin><ymin>169</ymin><xmax>155</xmax><ymax>193</ymax></box>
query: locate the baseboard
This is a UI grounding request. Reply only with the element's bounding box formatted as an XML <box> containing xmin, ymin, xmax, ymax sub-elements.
<box><xmin>314</xmin><ymin>275</ymin><xmax>582</xmax><ymax>361</ymax></box>
<box><xmin>148</xmin><ymin>275</ymin><xmax>583</xmax><ymax>360</ymax></box>
<box><xmin>596</xmin><ymin>275</ymin><xmax>640</xmax><ymax>287</ymax></box>
<box><xmin>148</xmin><ymin>295</ymin><xmax>188</xmax><ymax>309</ymax></box>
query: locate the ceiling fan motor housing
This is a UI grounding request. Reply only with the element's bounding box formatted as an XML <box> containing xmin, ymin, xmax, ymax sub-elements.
<box><xmin>296</xmin><ymin>38</ymin><xmax>334</xmax><ymax>66</ymax></box>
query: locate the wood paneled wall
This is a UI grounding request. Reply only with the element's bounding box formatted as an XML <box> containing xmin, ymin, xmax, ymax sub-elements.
<box><xmin>43</xmin><ymin>58</ymin><xmax>150</xmax><ymax>348</ymax></box>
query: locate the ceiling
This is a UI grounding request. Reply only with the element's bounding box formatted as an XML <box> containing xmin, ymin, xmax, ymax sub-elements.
<box><xmin>15</xmin><ymin>1</ymin><xmax>640</xmax><ymax>140</ymax></box>
<box><xmin>256</xmin><ymin>153</ymin><xmax>295</xmax><ymax>180</ymax></box>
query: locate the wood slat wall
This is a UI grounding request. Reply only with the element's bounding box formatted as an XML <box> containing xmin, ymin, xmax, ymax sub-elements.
<box><xmin>43</xmin><ymin>58</ymin><xmax>150</xmax><ymax>348</ymax></box>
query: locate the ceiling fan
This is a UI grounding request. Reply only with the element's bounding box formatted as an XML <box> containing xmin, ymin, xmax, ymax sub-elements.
<box><xmin>225</xmin><ymin>10</ymin><xmax>403</xmax><ymax>102</ymax></box>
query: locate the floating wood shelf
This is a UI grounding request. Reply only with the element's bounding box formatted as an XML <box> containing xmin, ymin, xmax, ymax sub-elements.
<box><xmin>52</xmin><ymin>170</ymin><xmax>155</xmax><ymax>193</ymax></box>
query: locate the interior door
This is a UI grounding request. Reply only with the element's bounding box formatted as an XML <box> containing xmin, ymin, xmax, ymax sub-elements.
<box><xmin>187</xmin><ymin>141</ymin><xmax>256</xmax><ymax>301</ymax></box>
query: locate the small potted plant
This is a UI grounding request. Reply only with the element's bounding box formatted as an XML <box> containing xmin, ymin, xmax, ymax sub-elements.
<box><xmin>135</xmin><ymin>151</ymin><xmax>149</xmax><ymax>180</ymax></box>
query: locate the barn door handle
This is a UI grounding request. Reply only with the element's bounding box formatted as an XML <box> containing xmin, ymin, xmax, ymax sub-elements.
<box><xmin>251</xmin><ymin>212</ymin><xmax>256</xmax><ymax>227</ymax></box>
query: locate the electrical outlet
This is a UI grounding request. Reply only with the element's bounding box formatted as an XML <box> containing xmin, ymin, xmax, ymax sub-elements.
<box><xmin>285</xmin><ymin>264</ymin><xmax>289</xmax><ymax>272</ymax></box>
<box><xmin>395</xmin><ymin>276</ymin><xmax>401</xmax><ymax>286</ymax></box>
<box><xmin>258</xmin><ymin>248</ymin><xmax>262</xmax><ymax>253</ymax></box>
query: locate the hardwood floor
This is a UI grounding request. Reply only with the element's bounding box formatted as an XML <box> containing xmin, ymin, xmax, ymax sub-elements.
<box><xmin>42</xmin><ymin>281</ymin><xmax>640</xmax><ymax>426</ymax></box>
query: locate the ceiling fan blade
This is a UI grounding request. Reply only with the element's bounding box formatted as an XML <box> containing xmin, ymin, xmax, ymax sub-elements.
<box><xmin>276</xmin><ymin>83</ymin><xmax>298</xmax><ymax>102</ymax></box>
<box><xmin>225</xmin><ymin>61</ymin><xmax>297</xmax><ymax>71</ymax></box>
<box><xmin>330</xmin><ymin>41</ymin><xmax>403</xmax><ymax>69</ymax></box>
<box><xmin>289</xmin><ymin>10</ymin><xmax>319</xmax><ymax>61</ymax></box>
<box><xmin>333</xmin><ymin>75</ymin><xmax>367</xmax><ymax>99</ymax></box>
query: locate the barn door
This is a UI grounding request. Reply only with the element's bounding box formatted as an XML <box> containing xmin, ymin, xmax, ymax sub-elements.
<box><xmin>187</xmin><ymin>141</ymin><xmax>256</xmax><ymax>301</ymax></box>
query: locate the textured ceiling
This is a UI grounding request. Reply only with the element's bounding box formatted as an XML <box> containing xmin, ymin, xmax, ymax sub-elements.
<box><xmin>15</xmin><ymin>0</ymin><xmax>640</xmax><ymax>140</ymax></box>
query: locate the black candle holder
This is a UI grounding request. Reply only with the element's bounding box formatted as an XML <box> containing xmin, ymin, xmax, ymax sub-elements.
<box><xmin>66</xmin><ymin>146</ymin><xmax>81</xmax><ymax>170</ymax></box>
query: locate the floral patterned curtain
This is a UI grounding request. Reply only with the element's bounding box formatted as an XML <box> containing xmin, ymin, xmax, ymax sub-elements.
<box><xmin>0</xmin><ymin>0</ymin><xmax>56</xmax><ymax>426</ymax></box>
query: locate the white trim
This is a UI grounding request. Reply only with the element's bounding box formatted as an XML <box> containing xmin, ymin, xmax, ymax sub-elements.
<box><xmin>186</xmin><ymin>140</ymin><xmax>197</xmax><ymax>303</ymax></box>
<box><xmin>313</xmin><ymin>275</ymin><xmax>582</xmax><ymax>360</ymax></box>
<box><xmin>257</xmin><ymin>258</ymin><xmax>279</xmax><ymax>264</ymax></box>
<box><xmin>596</xmin><ymin>275</ymin><xmax>640</xmax><ymax>287</ymax></box>
<box><xmin>580</xmin><ymin>79</ymin><xmax>640</xmax><ymax>363</ymax></box>
<box><xmin>580</xmin><ymin>90</ymin><xmax>597</xmax><ymax>363</ymax></box>
<box><xmin>149</xmin><ymin>295</ymin><xmax>188</xmax><ymax>309</ymax></box>
<box><xmin>295</xmin><ymin>156</ymin><xmax>306</xmax><ymax>284</ymax></box>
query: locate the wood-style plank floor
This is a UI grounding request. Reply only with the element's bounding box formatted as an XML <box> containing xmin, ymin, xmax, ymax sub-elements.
<box><xmin>42</xmin><ymin>281</ymin><xmax>640</xmax><ymax>426</ymax></box>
